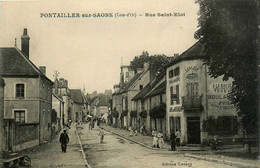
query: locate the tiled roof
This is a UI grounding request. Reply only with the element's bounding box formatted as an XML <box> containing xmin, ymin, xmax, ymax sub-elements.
<box><xmin>146</xmin><ymin>80</ymin><xmax>166</xmax><ymax>98</ymax></box>
<box><xmin>132</xmin><ymin>82</ymin><xmax>153</xmax><ymax>100</ymax></box>
<box><xmin>70</xmin><ymin>89</ymin><xmax>84</xmax><ymax>104</ymax></box>
<box><xmin>0</xmin><ymin>47</ymin><xmax>53</xmax><ymax>83</ymax></box>
<box><xmin>166</xmin><ymin>41</ymin><xmax>204</xmax><ymax>68</ymax></box>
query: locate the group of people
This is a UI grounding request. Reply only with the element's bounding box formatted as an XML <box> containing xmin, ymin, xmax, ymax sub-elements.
<box><xmin>152</xmin><ymin>129</ymin><xmax>165</xmax><ymax>148</ymax></box>
<box><xmin>170</xmin><ymin>129</ymin><xmax>181</xmax><ymax>151</ymax></box>
<box><xmin>128</xmin><ymin>126</ymin><xmax>138</xmax><ymax>137</ymax></box>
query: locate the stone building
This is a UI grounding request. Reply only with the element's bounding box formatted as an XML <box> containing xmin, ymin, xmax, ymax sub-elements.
<box><xmin>0</xmin><ymin>28</ymin><xmax>53</xmax><ymax>151</ymax></box>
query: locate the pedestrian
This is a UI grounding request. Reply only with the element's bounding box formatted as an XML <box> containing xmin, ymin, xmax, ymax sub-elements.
<box><xmin>92</xmin><ymin>119</ymin><xmax>95</xmax><ymax>129</ymax></box>
<box><xmin>175</xmin><ymin>129</ymin><xmax>181</xmax><ymax>146</ymax></box>
<box><xmin>157</xmin><ymin>131</ymin><xmax>163</xmax><ymax>148</ymax></box>
<box><xmin>89</xmin><ymin>118</ymin><xmax>93</xmax><ymax>130</ymax></box>
<box><xmin>134</xmin><ymin>129</ymin><xmax>138</xmax><ymax>136</ymax></box>
<box><xmin>170</xmin><ymin>130</ymin><xmax>176</xmax><ymax>151</ymax></box>
<box><xmin>129</xmin><ymin>126</ymin><xmax>134</xmax><ymax>137</ymax></box>
<box><xmin>59</xmin><ymin>129</ymin><xmax>69</xmax><ymax>153</ymax></box>
<box><xmin>152</xmin><ymin>129</ymin><xmax>158</xmax><ymax>148</ymax></box>
<box><xmin>97</xmin><ymin>118</ymin><xmax>100</xmax><ymax>127</ymax></box>
<box><xmin>99</xmin><ymin>128</ymin><xmax>105</xmax><ymax>143</ymax></box>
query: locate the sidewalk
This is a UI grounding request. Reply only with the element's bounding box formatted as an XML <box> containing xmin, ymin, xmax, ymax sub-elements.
<box><xmin>185</xmin><ymin>152</ymin><xmax>259</xmax><ymax>168</ymax></box>
<box><xmin>17</xmin><ymin>124</ymin><xmax>86</xmax><ymax>167</ymax></box>
<box><xmin>101</xmin><ymin>124</ymin><xmax>260</xmax><ymax>168</ymax></box>
<box><xmin>101</xmin><ymin>124</ymin><xmax>208</xmax><ymax>151</ymax></box>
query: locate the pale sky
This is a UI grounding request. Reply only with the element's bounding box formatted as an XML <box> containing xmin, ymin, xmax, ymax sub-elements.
<box><xmin>0</xmin><ymin>0</ymin><xmax>199</xmax><ymax>93</ymax></box>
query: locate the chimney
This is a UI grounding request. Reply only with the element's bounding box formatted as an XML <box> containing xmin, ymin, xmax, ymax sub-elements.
<box><xmin>21</xmin><ymin>28</ymin><xmax>30</xmax><ymax>58</ymax></box>
<box><xmin>128</xmin><ymin>70</ymin><xmax>135</xmax><ymax>81</ymax></box>
<box><xmin>39</xmin><ymin>66</ymin><xmax>46</xmax><ymax>75</ymax></box>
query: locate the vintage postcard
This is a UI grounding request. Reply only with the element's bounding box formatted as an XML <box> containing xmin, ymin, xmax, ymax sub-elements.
<box><xmin>0</xmin><ymin>0</ymin><xmax>259</xmax><ymax>167</ymax></box>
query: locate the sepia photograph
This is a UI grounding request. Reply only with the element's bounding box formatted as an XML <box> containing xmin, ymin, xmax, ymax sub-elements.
<box><xmin>0</xmin><ymin>0</ymin><xmax>259</xmax><ymax>167</ymax></box>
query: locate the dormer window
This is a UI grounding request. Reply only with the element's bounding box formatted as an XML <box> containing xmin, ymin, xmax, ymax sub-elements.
<box><xmin>16</xmin><ymin>83</ymin><xmax>25</xmax><ymax>98</ymax></box>
<box><xmin>140</xmin><ymin>85</ymin><xmax>143</xmax><ymax>90</ymax></box>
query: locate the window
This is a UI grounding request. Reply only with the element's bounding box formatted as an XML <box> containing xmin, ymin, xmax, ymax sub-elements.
<box><xmin>15</xmin><ymin>111</ymin><xmax>25</xmax><ymax>123</ymax></box>
<box><xmin>186</xmin><ymin>83</ymin><xmax>198</xmax><ymax>97</ymax></box>
<box><xmin>174</xmin><ymin>67</ymin><xmax>180</xmax><ymax>76</ymax></box>
<box><xmin>141</xmin><ymin>100</ymin><xmax>145</xmax><ymax>110</ymax></box>
<box><xmin>160</xmin><ymin>95</ymin><xmax>163</xmax><ymax>104</ymax></box>
<box><xmin>125</xmin><ymin>72</ymin><xmax>129</xmax><ymax>78</ymax></box>
<box><xmin>176</xmin><ymin>85</ymin><xmax>180</xmax><ymax>104</ymax></box>
<box><xmin>139</xmin><ymin>85</ymin><xmax>143</xmax><ymax>90</ymax></box>
<box><xmin>169</xmin><ymin>70</ymin><xmax>174</xmax><ymax>78</ymax></box>
<box><xmin>170</xmin><ymin>86</ymin><xmax>174</xmax><ymax>105</ymax></box>
<box><xmin>169</xmin><ymin>67</ymin><xmax>180</xmax><ymax>78</ymax></box>
<box><xmin>170</xmin><ymin>85</ymin><xmax>179</xmax><ymax>105</ymax></box>
<box><xmin>16</xmin><ymin>84</ymin><xmax>24</xmax><ymax>98</ymax></box>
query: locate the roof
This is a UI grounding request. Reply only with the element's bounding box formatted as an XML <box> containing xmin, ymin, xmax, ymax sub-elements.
<box><xmin>146</xmin><ymin>80</ymin><xmax>166</xmax><ymax>98</ymax></box>
<box><xmin>166</xmin><ymin>41</ymin><xmax>204</xmax><ymax>68</ymax></box>
<box><xmin>97</xmin><ymin>96</ymin><xmax>109</xmax><ymax>106</ymax></box>
<box><xmin>70</xmin><ymin>89</ymin><xmax>84</xmax><ymax>104</ymax></box>
<box><xmin>120</xmin><ymin>71</ymin><xmax>144</xmax><ymax>93</ymax></box>
<box><xmin>0</xmin><ymin>47</ymin><xmax>53</xmax><ymax>83</ymax></box>
<box><xmin>52</xmin><ymin>93</ymin><xmax>64</xmax><ymax>103</ymax></box>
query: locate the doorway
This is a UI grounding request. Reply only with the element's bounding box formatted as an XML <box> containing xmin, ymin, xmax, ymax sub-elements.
<box><xmin>187</xmin><ymin>117</ymin><xmax>201</xmax><ymax>144</ymax></box>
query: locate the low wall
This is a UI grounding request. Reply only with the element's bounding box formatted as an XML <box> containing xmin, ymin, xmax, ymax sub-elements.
<box><xmin>13</xmin><ymin>139</ymin><xmax>39</xmax><ymax>152</ymax></box>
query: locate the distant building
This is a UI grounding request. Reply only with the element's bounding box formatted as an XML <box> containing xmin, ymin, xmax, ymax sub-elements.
<box><xmin>52</xmin><ymin>93</ymin><xmax>64</xmax><ymax>136</ymax></box>
<box><xmin>53</xmin><ymin>78</ymin><xmax>72</xmax><ymax>125</ymax></box>
<box><xmin>96</xmin><ymin>96</ymin><xmax>109</xmax><ymax>121</ymax></box>
<box><xmin>0</xmin><ymin>28</ymin><xmax>53</xmax><ymax>151</ymax></box>
<box><xmin>70</xmin><ymin>89</ymin><xmax>86</xmax><ymax>122</ymax></box>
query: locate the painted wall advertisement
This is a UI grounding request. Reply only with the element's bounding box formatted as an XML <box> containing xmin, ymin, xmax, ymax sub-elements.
<box><xmin>207</xmin><ymin>82</ymin><xmax>236</xmax><ymax>115</ymax></box>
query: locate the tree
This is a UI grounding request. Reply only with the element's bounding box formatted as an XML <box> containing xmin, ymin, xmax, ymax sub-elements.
<box><xmin>195</xmin><ymin>0</ymin><xmax>258</xmax><ymax>135</ymax></box>
<box><xmin>130</xmin><ymin>51</ymin><xmax>172</xmax><ymax>73</ymax></box>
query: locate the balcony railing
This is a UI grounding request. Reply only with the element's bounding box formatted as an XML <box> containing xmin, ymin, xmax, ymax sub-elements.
<box><xmin>182</xmin><ymin>95</ymin><xmax>203</xmax><ymax>111</ymax></box>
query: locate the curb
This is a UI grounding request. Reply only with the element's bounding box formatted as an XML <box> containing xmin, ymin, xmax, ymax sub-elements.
<box><xmin>101</xmin><ymin>126</ymin><xmax>169</xmax><ymax>151</ymax></box>
<box><xmin>184</xmin><ymin>154</ymin><xmax>259</xmax><ymax>168</ymax></box>
<box><xmin>75</xmin><ymin>127</ymin><xmax>92</xmax><ymax>168</ymax></box>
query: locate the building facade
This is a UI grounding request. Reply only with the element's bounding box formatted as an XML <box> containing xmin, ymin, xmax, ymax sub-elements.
<box><xmin>166</xmin><ymin>42</ymin><xmax>241</xmax><ymax>145</ymax></box>
<box><xmin>0</xmin><ymin>28</ymin><xmax>53</xmax><ymax>151</ymax></box>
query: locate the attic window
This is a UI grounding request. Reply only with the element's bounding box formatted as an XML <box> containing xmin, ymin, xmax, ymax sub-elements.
<box><xmin>140</xmin><ymin>85</ymin><xmax>143</xmax><ymax>90</ymax></box>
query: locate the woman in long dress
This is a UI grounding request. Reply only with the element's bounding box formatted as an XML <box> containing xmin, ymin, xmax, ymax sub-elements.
<box><xmin>152</xmin><ymin>129</ymin><xmax>158</xmax><ymax>147</ymax></box>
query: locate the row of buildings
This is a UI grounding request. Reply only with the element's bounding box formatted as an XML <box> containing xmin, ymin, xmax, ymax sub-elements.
<box><xmin>0</xmin><ymin>28</ymin><xmax>90</xmax><ymax>153</ymax></box>
<box><xmin>111</xmin><ymin>42</ymin><xmax>242</xmax><ymax>145</ymax></box>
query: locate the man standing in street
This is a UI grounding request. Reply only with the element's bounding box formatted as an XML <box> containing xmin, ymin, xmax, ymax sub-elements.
<box><xmin>170</xmin><ymin>130</ymin><xmax>176</xmax><ymax>151</ymax></box>
<box><xmin>59</xmin><ymin>129</ymin><xmax>69</xmax><ymax>153</ymax></box>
